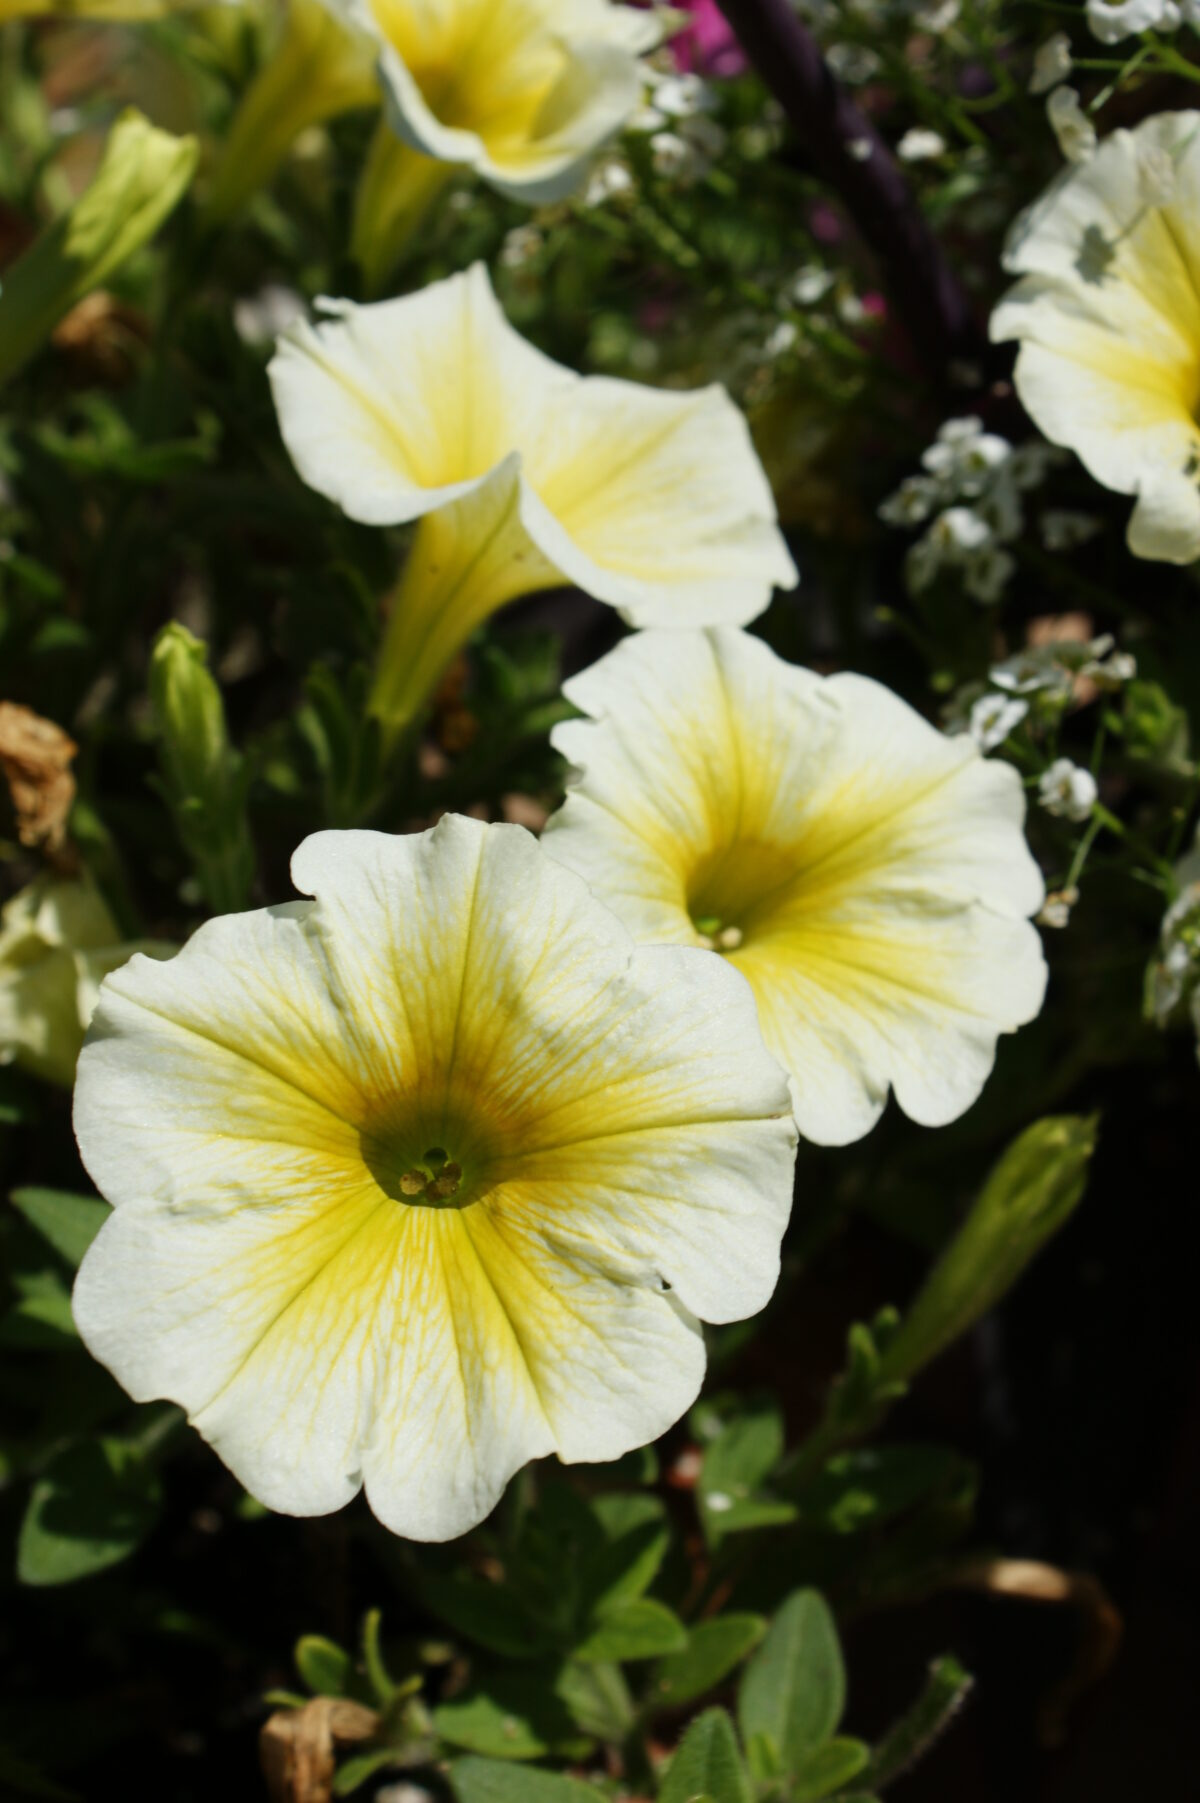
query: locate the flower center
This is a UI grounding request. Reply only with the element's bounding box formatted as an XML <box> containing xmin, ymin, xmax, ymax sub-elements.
<box><xmin>687</xmin><ymin>839</ymin><xmax>799</xmax><ymax>951</ymax></box>
<box><xmin>358</xmin><ymin>1108</ymin><xmax>488</xmax><ymax>1211</ymax></box>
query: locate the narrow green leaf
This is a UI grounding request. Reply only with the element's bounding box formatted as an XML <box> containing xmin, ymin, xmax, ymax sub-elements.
<box><xmin>737</xmin><ymin>1591</ymin><xmax>845</xmax><ymax>1776</ymax></box>
<box><xmin>793</xmin><ymin>1736</ymin><xmax>871</xmax><ymax>1800</ymax></box>
<box><xmin>10</xmin><ymin>1189</ymin><xmax>109</xmax><ymax>1271</ymax></box>
<box><xmin>659</xmin><ymin>1708</ymin><xmax>752</xmax><ymax>1803</ymax></box>
<box><xmin>449</xmin><ymin>1755</ymin><xmax>606</xmax><ymax>1803</ymax></box>
<box><xmin>17</xmin><ymin>1437</ymin><xmax>161</xmax><ymax>1585</ymax></box>
<box><xmin>573</xmin><ymin>1597</ymin><xmax>687</xmax><ymax>1663</ymax></box>
<box><xmin>332</xmin><ymin>1748</ymin><xmax>399</xmax><ymax>1796</ymax></box>
<box><xmin>295</xmin><ymin>1634</ymin><xmax>352</xmax><ymax>1697</ymax></box>
<box><xmin>650</xmin><ymin>1615</ymin><xmax>767</xmax><ymax>1711</ymax></box>
<box><xmin>861</xmin><ymin>1655</ymin><xmax>973</xmax><ymax>1788</ymax></box>
<box><xmin>578</xmin><ymin>1518</ymin><xmax>670</xmax><ymax>1620</ymax></box>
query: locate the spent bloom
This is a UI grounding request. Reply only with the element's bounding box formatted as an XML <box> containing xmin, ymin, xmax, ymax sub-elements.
<box><xmin>269</xmin><ymin>263</ymin><xmax>796</xmax><ymax>732</ymax></box>
<box><xmin>1039</xmin><ymin>758</ymin><xmax>1099</xmax><ymax>821</ymax></box>
<box><xmin>72</xmin><ymin>818</ymin><xmax>797</xmax><ymax>1541</ymax></box>
<box><xmin>991</xmin><ymin>111</ymin><xmax>1200</xmax><ymax>563</ymax></box>
<box><xmin>0</xmin><ymin>880</ymin><xmax>173</xmax><ymax>1088</ymax></box>
<box><xmin>542</xmin><ymin>629</ymin><xmax>1047</xmax><ymax>1148</ymax></box>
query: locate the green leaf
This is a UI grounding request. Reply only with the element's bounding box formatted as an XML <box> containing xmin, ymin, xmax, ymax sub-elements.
<box><xmin>572</xmin><ymin>1598</ymin><xmax>687</xmax><ymax>1663</ymax></box>
<box><xmin>861</xmin><ymin>1655</ymin><xmax>973</xmax><ymax>1789</ymax></box>
<box><xmin>10</xmin><ymin>1189</ymin><xmax>109</xmax><ymax>1271</ymax></box>
<box><xmin>295</xmin><ymin>1634</ymin><xmax>352</xmax><ymax>1697</ymax></box>
<box><xmin>331</xmin><ymin>1749</ymin><xmax>399</xmax><ymax>1796</ymax></box>
<box><xmin>17</xmin><ymin>1437</ymin><xmax>162</xmax><ymax>1585</ymax></box>
<box><xmin>434</xmin><ymin>1668</ymin><xmax>587</xmax><ymax>1761</ymax></box>
<box><xmin>799</xmin><ymin>1445</ymin><xmax>976</xmax><ymax>1537</ymax></box>
<box><xmin>793</xmin><ymin>1737</ymin><xmax>871</xmax><ymax>1800</ymax></box>
<box><xmin>699</xmin><ymin>1405</ymin><xmax>794</xmax><ymax>1546</ymax></box>
<box><xmin>554</xmin><ymin>1658</ymin><xmax>634</xmax><ymax>1742</ymax></box>
<box><xmin>737</xmin><ymin>1591</ymin><xmax>845</xmax><ymax>1779</ymax></box>
<box><xmin>659</xmin><ymin>1708</ymin><xmax>752</xmax><ymax>1803</ymax></box>
<box><xmin>650</xmin><ymin>1615</ymin><xmax>767</xmax><ymax>1711</ymax></box>
<box><xmin>1</xmin><ymin>1266</ymin><xmax>78</xmax><ymax>1347</ymax></box>
<box><xmin>411</xmin><ymin>1569</ymin><xmax>551</xmax><ymax>1660</ymax></box>
<box><xmin>578</xmin><ymin>1518</ymin><xmax>670</xmax><ymax>1620</ymax></box>
<box><xmin>449</xmin><ymin>1756</ymin><xmax>606</xmax><ymax>1803</ymax></box>
<box><xmin>877</xmin><ymin>1117</ymin><xmax>1096</xmax><ymax>1388</ymax></box>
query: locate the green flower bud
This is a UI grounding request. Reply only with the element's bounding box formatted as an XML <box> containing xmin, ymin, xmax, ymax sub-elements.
<box><xmin>0</xmin><ymin>109</ymin><xmax>198</xmax><ymax>389</ymax></box>
<box><xmin>148</xmin><ymin>623</ymin><xmax>254</xmax><ymax>914</ymax></box>
<box><xmin>878</xmin><ymin>1114</ymin><xmax>1098</xmax><ymax>1387</ymax></box>
<box><xmin>150</xmin><ymin>623</ymin><xmax>229</xmax><ymax>806</ymax></box>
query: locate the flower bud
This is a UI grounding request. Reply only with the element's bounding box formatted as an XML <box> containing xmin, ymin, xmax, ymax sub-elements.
<box><xmin>0</xmin><ymin>111</ymin><xmax>197</xmax><ymax>388</ymax></box>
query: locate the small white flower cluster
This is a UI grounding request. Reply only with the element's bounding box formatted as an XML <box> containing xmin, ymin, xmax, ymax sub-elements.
<box><xmin>880</xmin><ymin>417</ymin><xmax>1063</xmax><ymax>605</ymax></box>
<box><xmin>632</xmin><ymin>69</ymin><xmax>727</xmax><ymax>187</ymax></box>
<box><xmin>1148</xmin><ymin>834</ymin><xmax>1200</xmax><ymax>1057</ymax></box>
<box><xmin>1046</xmin><ymin>88</ymin><xmax>1096</xmax><ymax>164</ymax></box>
<box><xmin>1086</xmin><ymin>0</ymin><xmax>1200</xmax><ymax>45</ymax></box>
<box><xmin>949</xmin><ymin>633</ymin><xmax>1137</xmax><ymax>759</ymax></box>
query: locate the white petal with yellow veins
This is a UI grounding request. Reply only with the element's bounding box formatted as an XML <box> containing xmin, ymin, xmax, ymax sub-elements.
<box><xmin>73</xmin><ymin>817</ymin><xmax>796</xmax><ymax>1539</ymax></box>
<box><xmin>544</xmin><ymin>630</ymin><xmax>1047</xmax><ymax>1148</ymax></box>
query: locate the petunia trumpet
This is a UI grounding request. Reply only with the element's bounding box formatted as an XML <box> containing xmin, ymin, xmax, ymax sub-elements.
<box><xmin>71</xmin><ymin>817</ymin><xmax>797</xmax><ymax>1541</ymax></box>
<box><xmin>991</xmin><ymin>109</ymin><xmax>1200</xmax><ymax>565</ymax></box>
<box><xmin>542</xmin><ymin>628</ymin><xmax>1048</xmax><ymax>1147</ymax></box>
<box><xmin>269</xmin><ymin>264</ymin><xmax>797</xmax><ymax>735</ymax></box>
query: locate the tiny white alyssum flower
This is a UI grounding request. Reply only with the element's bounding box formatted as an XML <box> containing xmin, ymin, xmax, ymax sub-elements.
<box><xmin>71</xmin><ymin>817</ymin><xmax>797</xmax><ymax>1541</ymax></box>
<box><xmin>1039</xmin><ymin>758</ymin><xmax>1099</xmax><ymax>821</ymax></box>
<box><xmin>969</xmin><ymin>693</ymin><xmax>1029</xmax><ymax>753</ymax></box>
<box><xmin>542</xmin><ymin>629</ymin><xmax>1047</xmax><ymax>1148</ymax></box>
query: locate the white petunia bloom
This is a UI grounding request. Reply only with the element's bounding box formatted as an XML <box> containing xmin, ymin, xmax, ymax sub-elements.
<box><xmin>269</xmin><ymin>263</ymin><xmax>796</xmax><ymax>731</ymax></box>
<box><xmin>1039</xmin><ymin>758</ymin><xmax>1099</xmax><ymax>821</ymax></box>
<box><xmin>72</xmin><ymin>817</ymin><xmax>797</xmax><ymax>1541</ymax></box>
<box><xmin>542</xmin><ymin>629</ymin><xmax>1047</xmax><ymax>1148</ymax></box>
<box><xmin>991</xmin><ymin>111</ymin><xmax>1200</xmax><ymax>563</ymax></box>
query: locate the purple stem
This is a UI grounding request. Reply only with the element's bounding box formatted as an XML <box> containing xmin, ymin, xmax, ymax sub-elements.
<box><xmin>715</xmin><ymin>0</ymin><xmax>986</xmax><ymax>379</ymax></box>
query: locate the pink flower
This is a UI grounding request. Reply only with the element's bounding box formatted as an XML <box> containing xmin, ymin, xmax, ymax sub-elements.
<box><xmin>669</xmin><ymin>0</ymin><xmax>747</xmax><ymax>76</ymax></box>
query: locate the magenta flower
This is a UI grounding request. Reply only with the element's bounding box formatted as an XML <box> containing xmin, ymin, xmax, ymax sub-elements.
<box><xmin>670</xmin><ymin>0</ymin><xmax>747</xmax><ymax>76</ymax></box>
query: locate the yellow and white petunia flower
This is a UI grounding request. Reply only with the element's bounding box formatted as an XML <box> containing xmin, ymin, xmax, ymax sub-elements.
<box><xmin>0</xmin><ymin>879</ymin><xmax>174</xmax><ymax>1088</ymax></box>
<box><xmin>542</xmin><ymin>629</ymin><xmax>1047</xmax><ymax>1147</ymax></box>
<box><xmin>207</xmin><ymin>0</ymin><xmax>661</xmax><ymax>286</ymax></box>
<box><xmin>269</xmin><ymin>264</ymin><xmax>797</xmax><ymax>734</ymax></box>
<box><xmin>991</xmin><ymin>110</ymin><xmax>1200</xmax><ymax>564</ymax></box>
<box><xmin>72</xmin><ymin>817</ymin><xmax>796</xmax><ymax>1541</ymax></box>
<box><xmin>343</xmin><ymin>0</ymin><xmax>660</xmax><ymax>284</ymax></box>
